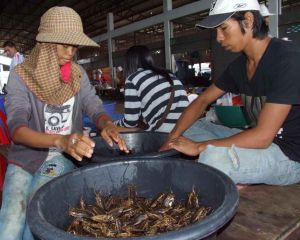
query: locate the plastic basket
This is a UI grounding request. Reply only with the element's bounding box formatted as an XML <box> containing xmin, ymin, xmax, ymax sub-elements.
<box><xmin>103</xmin><ymin>101</ymin><xmax>116</xmax><ymax>116</ymax></box>
<box><xmin>214</xmin><ymin>105</ymin><xmax>250</xmax><ymax>128</ymax></box>
<box><xmin>111</xmin><ymin>113</ymin><xmax>124</xmax><ymax>121</ymax></box>
<box><xmin>0</xmin><ymin>95</ymin><xmax>5</xmax><ymax>115</ymax></box>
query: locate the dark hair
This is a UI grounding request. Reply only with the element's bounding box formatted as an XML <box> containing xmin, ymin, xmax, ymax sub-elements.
<box><xmin>231</xmin><ymin>11</ymin><xmax>268</xmax><ymax>39</ymax></box>
<box><xmin>124</xmin><ymin>45</ymin><xmax>173</xmax><ymax>86</ymax></box>
<box><xmin>3</xmin><ymin>41</ymin><xmax>16</xmax><ymax>48</ymax></box>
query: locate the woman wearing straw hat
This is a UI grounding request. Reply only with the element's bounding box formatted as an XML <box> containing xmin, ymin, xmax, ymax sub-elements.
<box><xmin>0</xmin><ymin>6</ymin><xmax>128</xmax><ymax>240</ymax></box>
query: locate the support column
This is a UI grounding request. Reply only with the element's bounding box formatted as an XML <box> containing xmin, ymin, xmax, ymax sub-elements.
<box><xmin>107</xmin><ymin>12</ymin><xmax>116</xmax><ymax>88</ymax></box>
<box><xmin>268</xmin><ymin>0</ymin><xmax>279</xmax><ymax>38</ymax></box>
<box><xmin>163</xmin><ymin>0</ymin><xmax>173</xmax><ymax>70</ymax></box>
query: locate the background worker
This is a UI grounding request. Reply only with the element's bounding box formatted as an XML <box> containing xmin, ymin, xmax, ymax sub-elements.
<box><xmin>114</xmin><ymin>45</ymin><xmax>189</xmax><ymax>133</ymax></box>
<box><xmin>3</xmin><ymin>40</ymin><xmax>24</xmax><ymax>70</ymax></box>
<box><xmin>259</xmin><ymin>3</ymin><xmax>275</xmax><ymax>26</ymax></box>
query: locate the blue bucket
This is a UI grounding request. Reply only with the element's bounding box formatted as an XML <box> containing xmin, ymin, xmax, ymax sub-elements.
<box><xmin>103</xmin><ymin>101</ymin><xmax>116</xmax><ymax>117</ymax></box>
<box><xmin>82</xmin><ymin>114</ymin><xmax>97</xmax><ymax>131</ymax></box>
<box><xmin>111</xmin><ymin>113</ymin><xmax>124</xmax><ymax>121</ymax></box>
<box><xmin>0</xmin><ymin>95</ymin><xmax>5</xmax><ymax>115</ymax></box>
<box><xmin>82</xmin><ymin>101</ymin><xmax>118</xmax><ymax>131</ymax></box>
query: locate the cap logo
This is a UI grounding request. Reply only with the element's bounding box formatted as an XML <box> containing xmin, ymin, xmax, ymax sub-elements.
<box><xmin>233</xmin><ymin>3</ymin><xmax>247</xmax><ymax>9</ymax></box>
<box><xmin>210</xmin><ymin>1</ymin><xmax>217</xmax><ymax>12</ymax></box>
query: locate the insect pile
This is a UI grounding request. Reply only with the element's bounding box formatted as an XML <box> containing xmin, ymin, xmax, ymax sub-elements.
<box><xmin>67</xmin><ymin>185</ymin><xmax>211</xmax><ymax>238</ymax></box>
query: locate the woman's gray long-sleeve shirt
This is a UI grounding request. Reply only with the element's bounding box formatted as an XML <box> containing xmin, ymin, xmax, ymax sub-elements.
<box><xmin>5</xmin><ymin>67</ymin><xmax>106</xmax><ymax>174</ymax></box>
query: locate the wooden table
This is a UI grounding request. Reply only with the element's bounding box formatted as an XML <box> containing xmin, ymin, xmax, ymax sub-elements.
<box><xmin>218</xmin><ymin>184</ymin><xmax>300</xmax><ymax>239</ymax></box>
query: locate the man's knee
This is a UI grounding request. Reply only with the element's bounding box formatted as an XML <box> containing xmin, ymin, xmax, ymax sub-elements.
<box><xmin>198</xmin><ymin>145</ymin><xmax>235</xmax><ymax>176</ymax></box>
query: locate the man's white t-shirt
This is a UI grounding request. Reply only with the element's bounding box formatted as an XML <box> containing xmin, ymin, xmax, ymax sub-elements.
<box><xmin>10</xmin><ymin>52</ymin><xmax>24</xmax><ymax>70</ymax></box>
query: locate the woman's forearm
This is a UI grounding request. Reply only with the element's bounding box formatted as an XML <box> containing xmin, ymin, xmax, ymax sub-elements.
<box><xmin>12</xmin><ymin>126</ymin><xmax>63</xmax><ymax>148</ymax></box>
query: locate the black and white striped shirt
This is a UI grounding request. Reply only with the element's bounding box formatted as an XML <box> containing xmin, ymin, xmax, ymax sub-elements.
<box><xmin>115</xmin><ymin>69</ymin><xmax>189</xmax><ymax>133</ymax></box>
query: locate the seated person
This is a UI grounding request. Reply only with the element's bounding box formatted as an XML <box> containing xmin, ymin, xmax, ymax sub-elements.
<box><xmin>114</xmin><ymin>45</ymin><xmax>189</xmax><ymax>133</ymax></box>
<box><xmin>1</xmin><ymin>84</ymin><xmax>7</xmax><ymax>95</ymax></box>
<box><xmin>0</xmin><ymin>6</ymin><xmax>127</xmax><ymax>240</ymax></box>
<box><xmin>162</xmin><ymin>0</ymin><xmax>300</xmax><ymax>186</ymax></box>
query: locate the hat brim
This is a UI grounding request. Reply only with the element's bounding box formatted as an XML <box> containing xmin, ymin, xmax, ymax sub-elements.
<box><xmin>262</xmin><ymin>13</ymin><xmax>275</xmax><ymax>17</ymax></box>
<box><xmin>196</xmin><ymin>12</ymin><xmax>235</xmax><ymax>29</ymax></box>
<box><xmin>36</xmin><ymin>32</ymin><xmax>99</xmax><ymax>47</ymax></box>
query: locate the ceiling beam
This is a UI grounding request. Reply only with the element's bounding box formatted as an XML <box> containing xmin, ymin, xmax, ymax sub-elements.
<box><xmin>92</xmin><ymin>0</ymin><xmax>211</xmax><ymax>42</ymax></box>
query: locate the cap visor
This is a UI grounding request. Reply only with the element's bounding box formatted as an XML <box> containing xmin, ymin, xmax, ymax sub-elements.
<box><xmin>196</xmin><ymin>12</ymin><xmax>234</xmax><ymax>29</ymax></box>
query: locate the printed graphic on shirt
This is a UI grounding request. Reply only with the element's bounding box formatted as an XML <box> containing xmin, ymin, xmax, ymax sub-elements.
<box><xmin>44</xmin><ymin>97</ymin><xmax>74</xmax><ymax>135</ymax></box>
<box><xmin>276</xmin><ymin>127</ymin><xmax>284</xmax><ymax>139</ymax></box>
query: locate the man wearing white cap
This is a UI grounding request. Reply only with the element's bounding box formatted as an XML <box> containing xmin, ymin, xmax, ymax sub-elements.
<box><xmin>163</xmin><ymin>0</ymin><xmax>300</xmax><ymax>186</ymax></box>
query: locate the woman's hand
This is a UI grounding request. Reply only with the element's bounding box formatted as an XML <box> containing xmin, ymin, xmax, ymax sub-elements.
<box><xmin>55</xmin><ymin>133</ymin><xmax>95</xmax><ymax>161</ymax></box>
<box><xmin>100</xmin><ymin>122</ymin><xmax>128</xmax><ymax>152</ymax></box>
<box><xmin>168</xmin><ymin>136</ymin><xmax>203</xmax><ymax>156</ymax></box>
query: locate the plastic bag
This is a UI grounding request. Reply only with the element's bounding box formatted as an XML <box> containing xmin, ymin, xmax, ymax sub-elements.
<box><xmin>216</xmin><ymin>93</ymin><xmax>242</xmax><ymax>106</ymax></box>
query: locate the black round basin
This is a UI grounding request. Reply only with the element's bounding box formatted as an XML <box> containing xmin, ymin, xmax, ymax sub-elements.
<box><xmin>27</xmin><ymin>158</ymin><xmax>239</xmax><ymax>240</ymax></box>
<box><xmin>86</xmin><ymin>131</ymin><xmax>179</xmax><ymax>163</ymax></box>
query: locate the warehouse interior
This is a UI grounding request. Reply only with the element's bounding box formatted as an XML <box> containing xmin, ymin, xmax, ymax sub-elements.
<box><xmin>1</xmin><ymin>0</ymin><xmax>300</xmax><ymax>84</ymax></box>
<box><xmin>1</xmin><ymin>0</ymin><xmax>300</xmax><ymax>239</ymax></box>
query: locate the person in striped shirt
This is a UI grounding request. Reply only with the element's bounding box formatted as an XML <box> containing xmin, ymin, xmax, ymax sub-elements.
<box><xmin>115</xmin><ymin>45</ymin><xmax>189</xmax><ymax>133</ymax></box>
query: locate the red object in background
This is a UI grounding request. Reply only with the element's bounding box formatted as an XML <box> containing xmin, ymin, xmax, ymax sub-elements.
<box><xmin>0</xmin><ymin>154</ymin><xmax>7</xmax><ymax>191</ymax></box>
<box><xmin>232</xmin><ymin>95</ymin><xmax>242</xmax><ymax>106</ymax></box>
<box><xmin>101</xmin><ymin>73</ymin><xmax>109</xmax><ymax>82</ymax></box>
<box><xmin>0</xmin><ymin>111</ymin><xmax>10</xmax><ymax>145</ymax></box>
<box><xmin>0</xmin><ymin>110</ymin><xmax>9</xmax><ymax>191</ymax></box>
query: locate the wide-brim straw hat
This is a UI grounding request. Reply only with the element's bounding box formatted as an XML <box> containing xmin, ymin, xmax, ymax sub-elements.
<box><xmin>36</xmin><ymin>6</ymin><xmax>99</xmax><ymax>47</ymax></box>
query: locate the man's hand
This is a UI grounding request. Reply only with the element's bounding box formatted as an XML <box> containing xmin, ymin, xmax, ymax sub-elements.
<box><xmin>159</xmin><ymin>134</ymin><xmax>176</xmax><ymax>152</ymax></box>
<box><xmin>100</xmin><ymin>122</ymin><xmax>128</xmax><ymax>153</ymax></box>
<box><xmin>55</xmin><ymin>133</ymin><xmax>95</xmax><ymax>161</ymax></box>
<box><xmin>168</xmin><ymin>136</ymin><xmax>203</xmax><ymax>156</ymax></box>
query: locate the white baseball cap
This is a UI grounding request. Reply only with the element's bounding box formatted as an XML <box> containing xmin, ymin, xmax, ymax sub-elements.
<box><xmin>260</xmin><ymin>3</ymin><xmax>275</xmax><ymax>17</ymax></box>
<box><xmin>196</xmin><ymin>0</ymin><xmax>260</xmax><ymax>28</ymax></box>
